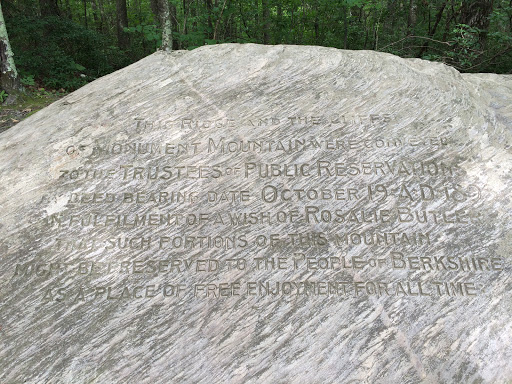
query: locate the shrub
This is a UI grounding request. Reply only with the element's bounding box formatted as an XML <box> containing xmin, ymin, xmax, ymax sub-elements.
<box><xmin>7</xmin><ymin>16</ymin><xmax>129</xmax><ymax>90</ymax></box>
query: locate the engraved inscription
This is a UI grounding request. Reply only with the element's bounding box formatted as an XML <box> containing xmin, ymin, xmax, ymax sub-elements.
<box><xmin>25</xmin><ymin>113</ymin><xmax>504</xmax><ymax>303</ymax></box>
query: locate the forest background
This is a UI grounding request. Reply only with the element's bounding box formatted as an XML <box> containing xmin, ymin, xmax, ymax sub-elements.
<box><xmin>0</xmin><ymin>0</ymin><xmax>511</xmax><ymax>126</ymax></box>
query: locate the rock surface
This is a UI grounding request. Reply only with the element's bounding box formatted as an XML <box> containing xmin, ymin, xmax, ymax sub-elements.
<box><xmin>0</xmin><ymin>44</ymin><xmax>511</xmax><ymax>383</ymax></box>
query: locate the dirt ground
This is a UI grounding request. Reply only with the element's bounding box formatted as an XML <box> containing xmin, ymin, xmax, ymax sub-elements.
<box><xmin>0</xmin><ymin>91</ymin><xmax>66</xmax><ymax>134</ymax></box>
<box><xmin>0</xmin><ymin>107</ymin><xmax>34</xmax><ymax>134</ymax></box>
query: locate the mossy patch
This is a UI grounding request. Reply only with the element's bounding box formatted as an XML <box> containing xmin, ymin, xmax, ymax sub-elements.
<box><xmin>0</xmin><ymin>89</ymin><xmax>67</xmax><ymax>133</ymax></box>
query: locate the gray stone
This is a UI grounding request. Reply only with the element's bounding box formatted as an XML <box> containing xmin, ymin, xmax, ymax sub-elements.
<box><xmin>0</xmin><ymin>44</ymin><xmax>511</xmax><ymax>383</ymax></box>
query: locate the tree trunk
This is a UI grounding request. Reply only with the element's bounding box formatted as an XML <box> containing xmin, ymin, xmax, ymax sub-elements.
<box><xmin>418</xmin><ymin>0</ymin><xmax>448</xmax><ymax>57</ymax></box>
<box><xmin>152</xmin><ymin>0</ymin><xmax>173</xmax><ymax>51</ymax></box>
<box><xmin>276</xmin><ymin>3</ymin><xmax>283</xmax><ymax>43</ymax></box>
<box><xmin>510</xmin><ymin>0</ymin><xmax>512</xmax><ymax>32</ymax></box>
<box><xmin>343</xmin><ymin>2</ymin><xmax>348</xmax><ymax>49</ymax></box>
<box><xmin>262</xmin><ymin>0</ymin><xmax>270</xmax><ymax>44</ymax></box>
<box><xmin>83</xmin><ymin>0</ymin><xmax>88</xmax><ymax>28</ymax></box>
<box><xmin>91</xmin><ymin>0</ymin><xmax>106</xmax><ymax>32</ymax></box>
<box><xmin>65</xmin><ymin>0</ymin><xmax>73</xmax><ymax>19</ymax></box>
<box><xmin>363</xmin><ymin>8</ymin><xmax>369</xmax><ymax>49</ymax></box>
<box><xmin>116</xmin><ymin>0</ymin><xmax>129</xmax><ymax>50</ymax></box>
<box><xmin>254</xmin><ymin>0</ymin><xmax>259</xmax><ymax>41</ymax></box>
<box><xmin>90</xmin><ymin>0</ymin><xmax>99</xmax><ymax>28</ymax></box>
<box><xmin>460</xmin><ymin>0</ymin><xmax>494</xmax><ymax>30</ymax></box>
<box><xmin>160</xmin><ymin>0</ymin><xmax>172</xmax><ymax>51</ymax></box>
<box><xmin>442</xmin><ymin>0</ymin><xmax>455</xmax><ymax>41</ymax></box>
<box><xmin>459</xmin><ymin>0</ymin><xmax>494</xmax><ymax>48</ymax></box>
<box><xmin>0</xmin><ymin>2</ymin><xmax>22</xmax><ymax>95</ymax></box>
<box><xmin>299</xmin><ymin>0</ymin><xmax>305</xmax><ymax>44</ymax></box>
<box><xmin>206</xmin><ymin>0</ymin><xmax>214</xmax><ymax>39</ymax></box>
<box><xmin>97</xmin><ymin>0</ymin><xmax>107</xmax><ymax>31</ymax></box>
<box><xmin>40</xmin><ymin>0</ymin><xmax>60</xmax><ymax>16</ymax></box>
<box><xmin>171</xmin><ymin>3</ymin><xmax>179</xmax><ymax>50</ymax></box>
<box><xmin>213</xmin><ymin>0</ymin><xmax>228</xmax><ymax>41</ymax></box>
<box><xmin>182</xmin><ymin>0</ymin><xmax>189</xmax><ymax>40</ymax></box>
<box><xmin>407</xmin><ymin>0</ymin><xmax>417</xmax><ymax>36</ymax></box>
<box><xmin>313</xmin><ymin>0</ymin><xmax>319</xmax><ymax>45</ymax></box>
<box><xmin>387</xmin><ymin>0</ymin><xmax>396</xmax><ymax>31</ymax></box>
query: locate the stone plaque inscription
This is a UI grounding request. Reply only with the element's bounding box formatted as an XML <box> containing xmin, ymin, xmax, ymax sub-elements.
<box><xmin>42</xmin><ymin>118</ymin><xmax>490</xmax><ymax>301</ymax></box>
<box><xmin>1</xmin><ymin>45</ymin><xmax>511</xmax><ymax>383</ymax></box>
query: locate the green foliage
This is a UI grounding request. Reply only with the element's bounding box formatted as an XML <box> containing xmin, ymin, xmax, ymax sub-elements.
<box><xmin>176</xmin><ymin>13</ymin><xmax>215</xmax><ymax>49</ymax></box>
<box><xmin>0</xmin><ymin>90</ymin><xmax>8</xmax><ymax>103</ymax></box>
<box><xmin>7</xmin><ymin>16</ymin><xmax>129</xmax><ymax>90</ymax></box>
<box><xmin>4</xmin><ymin>0</ymin><xmax>512</xmax><ymax>91</ymax></box>
<box><xmin>32</xmin><ymin>87</ymin><xmax>67</xmax><ymax>99</ymax></box>
<box><xmin>449</xmin><ymin>24</ymin><xmax>481</xmax><ymax>69</ymax></box>
<box><xmin>125</xmin><ymin>24</ymin><xmax>162</xmax><ymax>51</ymax></box>
<box><xmin>20</xmin><ymin>75</ymin><xmax>35</xmax><ymax>86</ymax></box>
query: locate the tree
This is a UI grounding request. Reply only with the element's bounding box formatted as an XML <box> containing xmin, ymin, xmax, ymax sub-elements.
<box><xmin>0</xmin><ymin>1</ymin><xmax>22</xmax><ymax>96</ymax></box>
<box><xmin>39</xmin><ymin>0</ymin><xmax>60</xmax><ymax>16</ymax></box>
<box><xmin>418</xmin><ymin>0</ymin><xmax>448</xmax><ymax>57</ymax></box>
<box><xmin>3</xmin><ymin>0</ymin><xmax>511</xmax><ymax>92</ymax></box>
<box><xmin>158</xmin><ymin>0</ymin><xmax>173</xmax><ymax>50</ymax></box>
<box><xmin>262</xmin><ymin>0</ymin><xmax>270</xmax><ymax>44</ymax></box>
<box><xmin>150</xmin><ymin>0</ymin><xmax>173</xmax><ymax>51</ymax></box>
<box><xmin>459</xmin><ymin>0</ymin><xmax>495</xmax><ymax>48</ymax></box>
<box><xmin>116</xmin><ymin>0</ymin><xmax>129</xmax><ymax>49</ymax></box>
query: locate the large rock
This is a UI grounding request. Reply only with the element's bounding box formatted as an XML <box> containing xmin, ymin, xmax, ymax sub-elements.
<box><xmin>0</xmin><ymin>44</ymin><xmax>511</xmax><ymax>383</ymax></box>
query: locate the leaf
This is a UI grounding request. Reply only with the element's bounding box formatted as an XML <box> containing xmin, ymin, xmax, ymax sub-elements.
<box><xmin>345</xmin><ymin>0</ymin><xmax>365</xmax><ymax>6</ymax></box>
